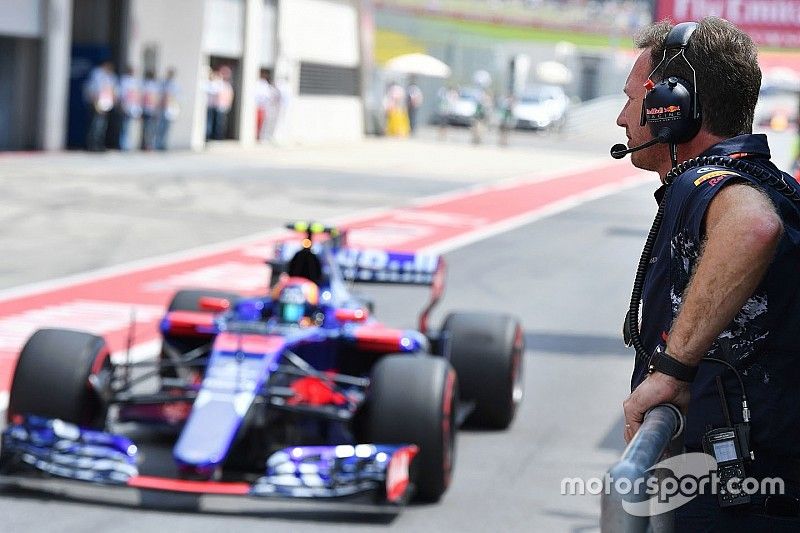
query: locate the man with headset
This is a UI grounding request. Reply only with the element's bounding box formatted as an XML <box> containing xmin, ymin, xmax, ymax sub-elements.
<box><xmin>616</xmin><ymin>17</ymin><xmax>800</xmax><ymax>527</ymax></box>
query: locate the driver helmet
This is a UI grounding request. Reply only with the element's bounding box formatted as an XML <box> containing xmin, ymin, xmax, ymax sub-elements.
<box><xmin>275</xmin><ymin>277</ymin><xmax>319</xmax><ymax>325</ymax></box>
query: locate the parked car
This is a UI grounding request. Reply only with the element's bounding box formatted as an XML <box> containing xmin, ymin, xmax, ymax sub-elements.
<box><xmin>512</xmin><ymin>85</ymin><xmax>569</xmax><ymax>131</ymax></box>
<box><xmin>440</xmin><ymin>87</ymin><xmax>490</xmax><ymax>127</ymax></box>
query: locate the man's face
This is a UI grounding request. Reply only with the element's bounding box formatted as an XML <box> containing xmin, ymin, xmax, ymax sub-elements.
<box><xmin>616</xmin><ymin>49</ymin><xmax>667</xmax><ymax>172</ymax></box>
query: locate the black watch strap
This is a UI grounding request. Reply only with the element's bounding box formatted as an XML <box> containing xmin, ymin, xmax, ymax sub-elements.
<box><xmin>648</xmin><ymin>345</ymin><xmax>698</xmax><ymax>382</ymax></box>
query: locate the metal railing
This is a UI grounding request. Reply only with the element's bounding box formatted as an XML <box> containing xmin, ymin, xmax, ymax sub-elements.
<box><xmin>600</xmin><ymin>404</ymin><xmax>684</xmax><ymax>533</ymax></box>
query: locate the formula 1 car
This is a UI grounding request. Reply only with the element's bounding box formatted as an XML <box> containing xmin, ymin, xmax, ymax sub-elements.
<box><xmin>1</xmin><ymin>221</ymin><xmax>524</xmax><ymax>506</ymax></box>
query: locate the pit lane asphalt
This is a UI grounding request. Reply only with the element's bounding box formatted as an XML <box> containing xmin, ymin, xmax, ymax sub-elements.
<box><xmin>0</xmin><ymin>123</ymin><xmax>794</xmax><ymax>532</ymax></box>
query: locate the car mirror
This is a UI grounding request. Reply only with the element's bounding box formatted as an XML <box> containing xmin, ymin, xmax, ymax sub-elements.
<box><xmin>334</xmin><ymin>308</ymin><xmax>369</xmax><ymax>323</ymax></box>
<box><xmin>198</xmin><ymin>297</ymin><xmax>231</xmax><ymax>312</ymax></box>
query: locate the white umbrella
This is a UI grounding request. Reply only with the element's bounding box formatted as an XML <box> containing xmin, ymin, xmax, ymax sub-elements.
<box><xmin>385</xmin><ymin>53</ymin><xmax>452</xmax><ymax>78</ymax></box>
<box><xmin>535</xmin><ymin>60</ymin><xmax>573</xmax><ymax>85</ymax></box>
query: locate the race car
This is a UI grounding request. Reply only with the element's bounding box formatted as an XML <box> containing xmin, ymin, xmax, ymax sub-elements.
<box><xmin>1</xmin><ymin>221</ymin><xmax>524</xmax><ymax>506</ymax></box>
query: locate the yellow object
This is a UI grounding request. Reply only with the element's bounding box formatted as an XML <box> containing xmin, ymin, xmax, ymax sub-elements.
<box><xmin>386</xmin><ymin>109</ymin><xmax>410</xmax><ymax>137</ymax></box>
<box><xmin>770</xmin><ymin>113</ymin><xmax>789</xmax><ymax>132</ymax></box>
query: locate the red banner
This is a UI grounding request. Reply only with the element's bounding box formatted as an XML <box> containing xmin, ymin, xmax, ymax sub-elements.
<box><xmin>656</xmin><ymin>0</ymin><xmax>800</xmax><ymax>48</ymax></box>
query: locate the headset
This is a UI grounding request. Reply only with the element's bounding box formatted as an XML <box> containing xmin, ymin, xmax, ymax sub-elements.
<box><xmin>611</xmin><ymin>21</ymin><xmax>703</xmax><ymax>167</ymax></box>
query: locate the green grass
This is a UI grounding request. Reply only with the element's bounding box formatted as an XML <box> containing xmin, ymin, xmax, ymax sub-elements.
<box><xmin>417</xmin><ymin>14</ymin><xmax>636</xmax><ymax>48</ymax></box>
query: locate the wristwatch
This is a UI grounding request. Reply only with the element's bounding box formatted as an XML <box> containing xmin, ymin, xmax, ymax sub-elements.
<box><xmin>648</xmin><ymin>345</ymin><xmax>698</xmax><ymax>382</ymax></box>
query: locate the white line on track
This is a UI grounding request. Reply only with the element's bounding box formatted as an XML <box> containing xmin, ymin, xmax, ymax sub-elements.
<box><xmin>0</xmin><ymin>161</ymin><xmax>631</xmax><ymax>304</ymax></box>
<box><xmin>0</xmin><ymin>207</ymin><xmax>390</xmax><ymax>304</ymax></box>
<box><xmin>408</xmin><ymin>159</ymin><xmax>630</xmax><ymax>209</ymax></box>
<box><xmin>423</xmin><ymin>173</ymin><xmax>650</xmax><ymax>255</ymax></box>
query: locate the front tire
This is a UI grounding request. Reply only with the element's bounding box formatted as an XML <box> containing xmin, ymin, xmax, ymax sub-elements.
<box><xmin>359</xmin><ymin>354</ymin><xmax>458</xmax><ymax>502</ymax></box>
<box><xmin>8</xmin><ymin>328</ymin><xmax>110</xmax><ymax>428</ymax></box>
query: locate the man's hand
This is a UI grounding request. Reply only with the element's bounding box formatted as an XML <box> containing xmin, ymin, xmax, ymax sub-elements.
<box><xmin>623</xmin><ymin>372</ymin><xmax>690</xmax><ymax>443</ymax></box>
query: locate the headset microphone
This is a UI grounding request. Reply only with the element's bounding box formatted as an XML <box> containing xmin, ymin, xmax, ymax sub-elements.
<box><xmin>610</xmin><ymin>131</ymin><xmax>669</xmax><ymax>159</ymax></box>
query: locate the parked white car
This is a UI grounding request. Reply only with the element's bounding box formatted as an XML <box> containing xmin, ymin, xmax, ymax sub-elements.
<box><xmin>512</xmin><ymin>85</ymin><xmax>569</xmax><ymax>131</ymax></box>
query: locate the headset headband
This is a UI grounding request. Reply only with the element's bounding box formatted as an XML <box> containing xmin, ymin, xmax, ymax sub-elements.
<box><xmin>645</xmin><ymin>21</ymin><xmax>701</xmax><ymax>121</ymax></box>
<box><xmin>664</xmin><ymin>21</ymin><xmax>698</xmax><ymax>50</ymax></box>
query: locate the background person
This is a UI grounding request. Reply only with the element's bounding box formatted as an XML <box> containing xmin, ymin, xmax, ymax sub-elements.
<box><xmin>213</xmin><ymin>65</ymin><xmax>235</xmax><ymax>140</ymax></box>
<box><xmin>156</xmin><ymin>67</ymin><xmax>180</xmax><ymax>151</ymax></box>
<box><xmin>471</xmin><ymin>86</ymin><xmax>493</xmax><ymax>145</ymax></box>
<box><xmin>406</xmin><ymin>77</ymin><xmax>423</xmax><ymax>135</ymax></box>
<box><xmin>384</xmin><ymin>82</ymin><xmax>409</xmax><ymax>138</ymax></box>
<box><xmin>255</xmin><ymin>70</ymin><xmax>277</xmax><ymax>140</ymax></box>
<box><xmin>140</xmin><ymin>70</ymin><xmax>161</xmax><ymax>150</ymax></box>
<box><xmin>618</xmin><ymin>17</ymin><xmax>800</xmax><ymax>528</ymax></box>
<box><xmin>117</xmin><ymin>66</ymin><xmax>141</xmax><ymax>151</ymax></box>
<box><xmin>84</xmin><ymin>60</ymin><xmax>116</xmax><ymax>152</ymax></box>
<box><xmin>205</xmin><ymin>68</ymin><xmax>220</xmax><ymax>141</ymax></box>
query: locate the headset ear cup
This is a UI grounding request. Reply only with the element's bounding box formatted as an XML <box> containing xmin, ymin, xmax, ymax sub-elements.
<box><xmin>644</xmin><ymin>77</ymin><xmax>698</xmax><ymax>144</ymax></box>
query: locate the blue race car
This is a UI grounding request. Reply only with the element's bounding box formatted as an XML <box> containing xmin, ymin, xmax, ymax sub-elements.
<box><xmin>1</xmin><ymin>221</ymin><xmax>524</xmax><ymax>505</ymax></box>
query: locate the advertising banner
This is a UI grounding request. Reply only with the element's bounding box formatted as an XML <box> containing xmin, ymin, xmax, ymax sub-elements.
<box><xmin>656</xmin><ymin>0</ymin><xmax>800</xmax><ymax>48</ymax></box>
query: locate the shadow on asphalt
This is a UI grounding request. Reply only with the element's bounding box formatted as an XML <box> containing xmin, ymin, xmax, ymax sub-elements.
<box><xmin>525</xmin><ymin>331</ymin><xmax>629</xmax><ymax>356</ymax></box>
<box><xmin>605</xmin><ymin>226</ymin><xmax>650</xmax><ymax>238</ymax></box>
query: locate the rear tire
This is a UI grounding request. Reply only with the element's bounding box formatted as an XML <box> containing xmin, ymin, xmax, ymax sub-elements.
<box><xmin>442</xmin><ymin>312</ymin><xmax>524</xmax><ymax>429</ymax></box>
<box><xmin>359</xmin><ymin>354</ymin><xmax>458</xmax><ymax>502</ymax></box>
<box><xmin>160</xmin><ymin>289</ymin><xmax>240</xmax><ymax>378</ymax></box>
<box><xmin>166</xmin><ymin>289</ymin><xmax>241</xmax><ymax>312</ymax></box>
<box><xmin>8</xmin><ymin>328</ymin><xmax>110</xmax><ymax>428</ymax></box>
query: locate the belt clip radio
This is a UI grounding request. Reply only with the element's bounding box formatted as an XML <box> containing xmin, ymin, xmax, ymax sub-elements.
<box><xmin>701</xmin><ymin>374</ymin><xmax>754</xmax><ymax>508</ymax></box>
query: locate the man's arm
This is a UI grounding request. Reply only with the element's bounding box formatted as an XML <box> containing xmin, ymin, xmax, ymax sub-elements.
<box><xmin>668</xmin><ymin>182</ymin><xmax>783</xmax><ymax>364</ymax></box>
<box><xmin>623</xmin><ymin>183</ymin><xmax>783</xmax><ymax>442</ymax></box>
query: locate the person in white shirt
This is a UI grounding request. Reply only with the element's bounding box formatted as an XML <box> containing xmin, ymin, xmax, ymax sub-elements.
<box><xmin>84</xmin><ymin>61</ymin><xmax>117</xmax><ymax>151</ymax></box>
<box><xmin>156</xmin><ymin>68</ymin><xmax>180</xmax><ymax>151</ymax></box>
<box><xmin>212</xmin><ymin>65</ymin><xmax>235</xmax><ymax>140</ymax></box>
<box><xmin>255</xmin><ymin>70</ymin><xmax>277</xmax><ymax>140</ymax></box>
<box><xmin>117</xmin><ymin>66</ymin><xmax>141</xmax><ymax>151</ymax></box>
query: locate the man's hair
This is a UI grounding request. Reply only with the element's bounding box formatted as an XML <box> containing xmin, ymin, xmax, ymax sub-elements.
<box><xmin>635</xmin><ymin>17</ymin><xmax>761</xmax><ymax>137</ymax></box>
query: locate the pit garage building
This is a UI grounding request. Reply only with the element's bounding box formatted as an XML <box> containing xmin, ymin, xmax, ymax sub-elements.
<box><xmin>0</xmin><ymin>0</ymin><xmax>364</xmax><ymax>151</ymax></box>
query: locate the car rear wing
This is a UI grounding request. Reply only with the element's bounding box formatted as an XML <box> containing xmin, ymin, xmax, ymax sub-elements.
<box><xmin>272</xmin><ymin>221</ymin><xmax>446</xmax><ymax>334</ymax></box>
<box><xmin>335</xmin><ymin>248</ymin><xmax>446</xmax><ymax>335</ymax></box>
<box><xmin>334</xmin><ymin>248</ymin><xmax>441</xmax><ymax>286</ymax></box>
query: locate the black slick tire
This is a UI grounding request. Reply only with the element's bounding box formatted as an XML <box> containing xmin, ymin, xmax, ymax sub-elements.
<box><xmin>442</xmin><ymin>312</ymin><xmax>524</xmax><ymax>429</ymax></box>
<box><xmin>360</xmin><ymin>354</ymin><xmax>458</xmax><ymax>502</ymax></box>
<box><xmin>8</xmin><ymin>328</ymin><xmax>110</xmax><ymax>428</ymax></box>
